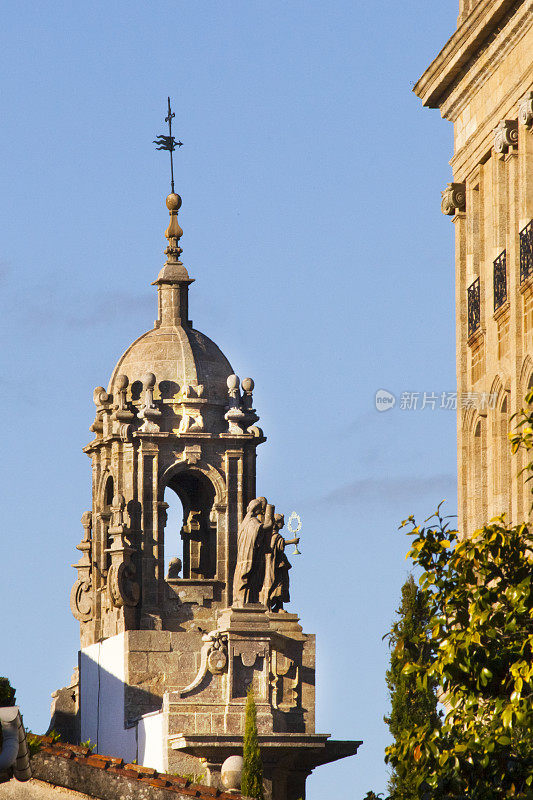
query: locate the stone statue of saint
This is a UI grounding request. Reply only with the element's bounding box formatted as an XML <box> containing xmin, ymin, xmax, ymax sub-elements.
<box><xmin>233</xmin><ymin>497</ymin><xmax>268</xmax><ymax>605</ymax></box>
<box><xmin>262</xmin><ymin>513</ymin><xmax>300</xmax><ymax>612</ymax></box>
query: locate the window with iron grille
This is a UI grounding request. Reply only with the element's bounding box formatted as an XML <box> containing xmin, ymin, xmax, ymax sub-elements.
<box><xmin>468</xmin><ymin>277</ymin><xmax>480</xmax><ymax>337</ymax></box>
<box><xmin>493</xmin><ymin>250</ymin><xmax>507</xmax><ymax>312</ymax></box>
<box><xmin>520</xmin><ymin>220</ymin><xmax>533</xmax><ymax>284</ymax></box>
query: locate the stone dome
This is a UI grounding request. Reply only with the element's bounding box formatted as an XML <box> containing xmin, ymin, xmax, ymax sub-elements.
<box><xmin>108</xmin><ymin>324</ymin><xmax>233</xmax><ymax>406</ymax></box>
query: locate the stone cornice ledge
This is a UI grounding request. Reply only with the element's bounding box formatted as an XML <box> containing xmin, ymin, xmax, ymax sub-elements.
<box><xmin>413</xmin><ymin>0</ymin><xmax>524</xmax><ymax>109</ymax></box>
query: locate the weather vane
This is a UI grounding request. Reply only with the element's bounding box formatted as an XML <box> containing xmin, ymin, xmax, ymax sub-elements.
<box><xmin>153</xmin><ymin>97</ymin><xmax>183</xmax><ymax>194</ymax></box>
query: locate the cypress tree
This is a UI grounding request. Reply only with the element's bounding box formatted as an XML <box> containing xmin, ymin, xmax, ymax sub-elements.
<box><xmin>241</xmin><ymin>687</ymin><xmax>264</xmax><ymax>800</ymax></box>
<box><xmin>384</xmin><ymin>575</ymin><xmax>439</xmax><ymax>800</ymax></box>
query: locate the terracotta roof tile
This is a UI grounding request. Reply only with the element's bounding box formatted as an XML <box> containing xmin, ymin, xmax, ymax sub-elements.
<box><xmin>124</xmin><ymin>763</ymin><xmax>157</xmax><ymax>775</ymax></box>
<box><xmin>29</xmin><ymin>735</ymin><xmax>243</xmax><ymax>800</ymax></box>
<box><xmin>85</xmin><ymin>754</ymin><xmax>112</xmax><ymax>769</ymax></box>
<box><xmin>164</xmin><ymin>775</ymin><xmax>190</xmax><ymax>787</ymax></box>
<box><xmin>141</xmin><ymin>777</ymin><xmax>173</xmax><ymax>788</ymax></box>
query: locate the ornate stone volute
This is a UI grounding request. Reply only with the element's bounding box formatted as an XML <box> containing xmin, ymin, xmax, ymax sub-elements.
<box><xmin>90</xmin><ymin>386</ymin><xmax>112</xmax><ymax>436</ymax></box>
<box><xmin>106</xmin><ymin>493</ymin><xmax>140</xmax><ymax>609</ymax></box>
<box><xmin>493</xmin><ymin>119</ymin><xmax>519</xmax><ymax>154</ymax></box>
<box><xmin>70</xmin><ymin>511</ymin><xmax>93</xmax><ymax>623</ymax></box>
<box><xmin>519</xmin><ymin>92</ymin><xmax>533</xmax><ymax>129</ymax></box>
<box><xmin>441</xmin><ymin>182</ymin><xmax>466</xmax><ymax>215</ymax></box>
<box><xmin>139</xmin><ymin>372</ymin><xmax>162</xmax><ymax>432</ymax></box>
<box><xmin>177</xmin><ymin>629</ymin><xmax>229</xmax><ymax>698</ymax></box>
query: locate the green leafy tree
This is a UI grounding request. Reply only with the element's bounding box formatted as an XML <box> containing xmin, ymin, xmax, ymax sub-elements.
<box><xmin>384</xmin><ymin>575</ymin><xmax>440</xmax><ymax>800</ymax></box>
<box><xmin>0</xmin><ymin>677</ymin><xmax>15</xmax><ymax>707</ymax></box>
<box><xmin>241</xmin><ymin>687</ymin><xmax>264</xmax><ymax>800</ymax></box>
<box><xmin>384</xmin><ymin>395</ymin><xmax>533</xmax><ymax>799</ymax></box>
<box><xmin>385</xmin><ymin>504</ymin><xmax>533</xmax><ymax>799</ymax></box>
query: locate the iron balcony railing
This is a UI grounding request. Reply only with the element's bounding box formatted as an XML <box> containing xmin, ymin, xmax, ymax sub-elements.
<box><xmin>468</xmin><ymin>277</ymin><xmax>480</xmax><ymax>337</ymax></box>
<box><xmin>493</xmin><ymin>250</ymin><xmax>507</xmax><ymax>312</ymax></box>
<box><xmin>520</xmin><ymin>220</ymin><xmax>533</xmax><ymax>284</ymax></box>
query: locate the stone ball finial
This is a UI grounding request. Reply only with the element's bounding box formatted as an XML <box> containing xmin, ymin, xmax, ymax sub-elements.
<box><xmin>112</xmin><ymin>493</ymin><xmax>125</xmax><ymax>509</ymax></box>
<box><xmin>221</xmin><ymin>755</ymin><xmax>243</xmax><ymax>792</ymax></box>
<box><xmin>142</xmin><ymin>372</ymin><xmax>157</xmax><ymax>389</ymax></box>
<box><xmin>227</xmin><ymin>374</ymin><xmax>240</xmax><ymax>391</ymax></box>
<box><xmin>241</xmin><ymin>377</ymin><xmax>254</xmax><ymax>392</ymax></box>
<box><xmin>167</xmin><ymin>557</ymin><xmax>182</xmax><ymax>579</ymax></box>
<box><xmin>166</xmin><ymin>193</ymin><xmax>182</xmax><ymax>211</ymax></box>
<box><xmin>115</xmin><ymin>374</ymin><xmax>129</xmax><ymax>391</ymax></box>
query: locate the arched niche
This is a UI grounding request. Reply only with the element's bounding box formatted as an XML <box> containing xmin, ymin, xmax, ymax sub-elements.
<box><xmin>100</xmin><ymin>473</ymin><xmax>114</xmax><ymax>575</ymax></box>
<box><xmin>471</xmin><ymin>416</ymin><xmax>487</xmax><ymax>531</ymax></box>
<box><xmin>164</xmin><ymin>469</ymin><xmax>217</xmax><ymax>580</ymax></box>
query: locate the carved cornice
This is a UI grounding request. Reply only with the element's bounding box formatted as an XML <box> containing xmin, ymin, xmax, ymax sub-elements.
<box><xmin>519</xmin><ymin>90</ymin><xmax>533</xmax><ymax>127</ymax></box>
<box><xmin>413</xmin><ymin>0</ymin><xmax>526</xmax><ymax>109</ymax></box>
<box><xmin>493</xmin><ymin>119</ymin><xmax>519</xmax><ymax>153</ymax></box>
<box><xmin>441</xmin><ymin>182</ymin><xmax>466</xmax><ymax>215</ymax></box>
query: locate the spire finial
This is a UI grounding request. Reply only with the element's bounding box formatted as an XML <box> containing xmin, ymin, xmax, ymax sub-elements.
<box><xmin>154</xmin><ymin>97</ymin><xmax>183</xmax><ymax>195</ymax></box>
<box><xmin>154</xmin><ymin>98</ymin><xmax>185</xmax><ymax>263</ymax></box>
<box><xmin>164</xmin><ymin>192</ymin><xmax>183</xmax><ymax>263</ymax></box>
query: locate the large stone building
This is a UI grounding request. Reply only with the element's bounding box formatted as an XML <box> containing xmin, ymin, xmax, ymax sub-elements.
<box><xmin>414</xmin><ymin>0</ymin><xmax>533</xmax><ymax>534</ymax></box>
<box><xmin>63</xmin><ymin>179</ymin><xmax>359</xmax><ymax>800</ymax></box>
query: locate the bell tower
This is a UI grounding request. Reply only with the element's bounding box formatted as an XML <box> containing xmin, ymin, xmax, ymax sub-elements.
<box><xmin>67</xmin><ymin>147</ymin><xmax>359</xmax><ymax>798</ymax></box>
<box><xmin>72</xmin><ymin>190</ymin><xmax>263</xmax><ymax>643</ymax></box>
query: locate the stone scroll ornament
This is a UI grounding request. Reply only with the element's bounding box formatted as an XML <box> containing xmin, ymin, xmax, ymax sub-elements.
<box><xmin>441</xmin><ymin>182</ymin><xmax>466</xmax><ymax>216</ymax></box>
<box><xmin>70</xmin><ymin>512</ymin><xmax>94</xmax><ymax>622</ymax></box>
<box><xmin>493</xmin><ymin>120</ymin><xmax>518</xmax><ymax>154</ymax></box>
<box><xmin>177</xmin><ymin>631</ymin><xmax>228</xmax><ymax>697</ymax></box>
<box><xmin>106</xmin><ymin>494</ymin><xmax>140</xmax><ymax>608</ymax></box>
<box><xmin>108</xmin><ymin>562</ymin><xmax>140</xmax><ymax>608</ymax></box>
<box><xmin>519</xmin><ymin>92</ymin><xmax>533</xmax><ymax>128</ymax></box>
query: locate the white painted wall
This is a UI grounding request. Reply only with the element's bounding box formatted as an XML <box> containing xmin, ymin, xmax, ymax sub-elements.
<box><xmin>79</xmin><ymin>635</ymin><xmax>166</xmax><ymax>770</ymax></box>
<box><xmin>138</xmin><ymin>710</ymin><xmax>166</xmax><ymax>773</ymax></box>
<box><xmin>79</xmin><ymin>634</ymin><xmax>136</xmax><ymax>763</ymax></box>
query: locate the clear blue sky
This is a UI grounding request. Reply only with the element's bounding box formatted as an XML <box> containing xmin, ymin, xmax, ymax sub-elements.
<box><xmin>0</xmin><ymin>2</ymin><xmax>459</xmax><ymax>797</ymax></box>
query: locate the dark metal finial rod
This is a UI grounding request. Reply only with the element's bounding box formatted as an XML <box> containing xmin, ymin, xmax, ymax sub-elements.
<box><xmin>153</xmin><ymin>96</ymin><xmax>183</xmax><ymax>194</ymax></box>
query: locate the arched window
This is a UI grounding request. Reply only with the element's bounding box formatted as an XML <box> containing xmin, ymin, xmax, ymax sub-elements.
<box><xmin>163</xmin><ymin>488</ymin><xmax>185</xmax><ymax>578</ymax></box>
<box><xmin>104</xmin><ymin>476</ymin><xmax>114</xmax><ymax>508</ymax></box>
<box><xmin>102</xmin><ymin>475</ymin><xmax>114</xmax><ymax>574</ymax></box>
<box><xmin>472</xmin><ymin>419</ymin><xmax>486</xmax><ymax>530</ymax></box>
<box><xmin>497</xmin><ymin>395</ymin><xmax>511</xmax><ymax>517</ymax></box>
<box><xmin>163</xmin><ymin>471</ymin><xmax>217</xmax><ymax>580</ymax></box>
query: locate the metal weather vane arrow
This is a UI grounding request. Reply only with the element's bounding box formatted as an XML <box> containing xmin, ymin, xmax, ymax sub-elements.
<box><xmin>154</xmin><ymin>97</ymin><xmax>183</xmax><ymax>193</ymax></box>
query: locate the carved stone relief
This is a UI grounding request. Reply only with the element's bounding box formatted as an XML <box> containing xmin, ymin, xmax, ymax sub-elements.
<box><xmin>270</xmin><ymin>650</ymin><xmax>300</xmax><ymax>712</ymax></box>
<box><xmin>493</xmin><ymin>119</ymin><xmax>519</xmax><ymax>154</ymax></box>
<box><xmin>519</xmin><ymin>92</ymin><xmax>533</xmax><ymax>128</ymax></box>
<box><xmin>177</xmin><ymin>630</ymin><xmax>228</xmax><ymax>697</ymax></box>
<box><xmin>106</xmin><ymin>494</ymin><xmax>140</xmax><ymax>608</ymax></box>
<box><xmin>70</xmin><ymin>511</ymin><xmax>94</xmax><ymax>622</ymax></box>
<box><xmin>441</xmin><ymin>182</ymin><xmax>466</xmax><ymax>215</ymax></box>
